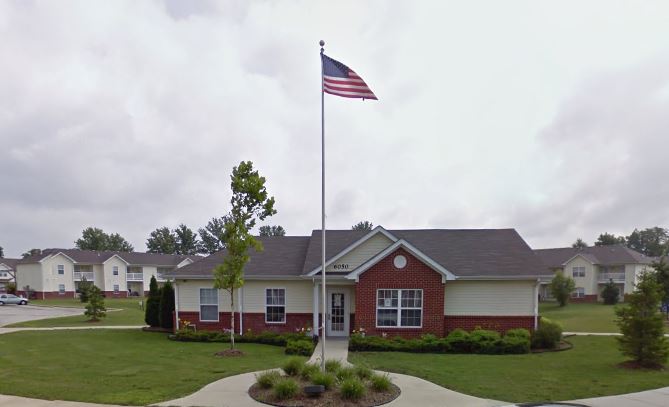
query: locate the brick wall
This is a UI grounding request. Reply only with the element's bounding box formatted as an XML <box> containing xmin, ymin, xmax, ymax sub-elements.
<box><xmin>570</xmin><ymin>294</ymin><xmax>598</xmax><ymax>303</ymax></box>
<box><xmin>103</xmin><ymin>291</ymin><xmax>128</xmax><ymax>298</ymax></box>
<box><xmin>177</xmin><ymin>311</ymin><xmax>312</xmax><ymax>334</ymax></box>
<box><xmin>22</xmin><ymin>291</ymin><xmax>76</xmax><ymax>299</ymax></box>
<box><xmin>355</xmin><ymin>248</ymin><xmax>445</xmax><ymax>338</ymax></box>
<box><xmin>444</xmin><ymin>315</ymin><xmax>535</xmax><ymax>333</ymax></box>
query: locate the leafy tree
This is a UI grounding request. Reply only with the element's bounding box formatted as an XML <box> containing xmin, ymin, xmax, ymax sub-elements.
<box><xmin>159</xmin><ymin>280</ymin><xmax>176</xmax><ymax>330</ymax></box>
<box><xmin>146</xmin><ymin>227</ymin><xmax>177</xmax><ymax>254</ymax></box>
<box><xmin>6</xmin><ymin>282</ymin><xmax>16</xmax><ymax>295</ymax></box>
<box><xmin>144</xmin><ymin>276</ymin><xmax>161</xmax><ymax>327</ymax></box>
<box><xmin>214</xmin><ymin>161</ymin><xmax>276</xmax><ymax>349</ymax></box>
<box><xmin>549</xmin><ymin>271</ymin><xmax>576</xmax><ymax>307</ymax></box>
<box><xmin>174</xmin><ymin>224</ymin><xmax>200</xmax><ymax>255</ymax></box>
<box><xmin>85</xmin><ymin>286</ymin><xmax>107</xmax><ymax>322</ymax></box>
<box><xmin>601</xmin><ymin>279</ymin><xmax>620</xmax><ymax>305</ymax></box>
<box><xmin>652</xmin><ymin>257</ymin><xmax>669</xmax><ymax>313</ymax></box>
<box><xmin>0</xmin><ymin>246</ymin><xmax>3</xmax><ymax>258</ymax></box>
<box><xmin>198</xmin><ymin>216</ymin><xmax>229</xmax><ymax>254</ymax></box>
<box><xmin>259</xmin><ymin>225</ymin><xmax>286</xmax><ymax>237</ymax></box>
<box><xmin>77</xmin><ymin>276</ymin><xmax>93</xmax><ymax>303</ymax></box>
<box><xmin>615</xmin><ymin>272</ymin><xmax>669</xmax><ymax>368</ymax></box>
<box><xmin>595</xmin><ymin>233</ymin><xmax>626</xmax><ymax>246</ymax></box>
<box><xmin>626</xmin><ymin>227</ymin><xmax>669</xmax><ymax>257</ymax></box>
<box><xmin>75</xmin><ymin>227</ymin><xmax>133</xmax><ymax>252</ymax></box>
<box><xmin>21</xmin><ymin>248</ymin><xmax>41</xmax><ymax>258</ymax></box>
<box><xmin>352</xmin><ymin>221</ymin><xmax>373</xmax><ymax>231</ymax></box>
<box><xmin>571</xmin><ymin>238</ymin><xmax>588</xmax><ymax>249</ymax></box>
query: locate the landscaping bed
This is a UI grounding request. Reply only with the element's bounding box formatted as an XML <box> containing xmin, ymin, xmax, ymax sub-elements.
<box><xmin>172</xmin><ymin>329</ymin><xmax>316</xmax><ymax>356</ymax></box>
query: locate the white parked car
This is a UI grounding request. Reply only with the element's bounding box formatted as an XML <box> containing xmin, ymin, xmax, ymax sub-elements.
<box><xmin>0</xmin><ymin>294</ymin><xmax>29</xmax><ymax>305</ymax></box>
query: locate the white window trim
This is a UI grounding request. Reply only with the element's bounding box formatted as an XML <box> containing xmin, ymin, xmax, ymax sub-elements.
<box><xmin>112</xmin><ymin>266</ymin><xmax>119</xmax><ymax>276</ymax></box>
<box><xmin>375</xmin><ymin>288</ymin><xmax>423</xmax><ymax>329</ymax></box>
<box><xmin>199</xmin><ymin>287</ymin><xmax>219</xmax><ymax>322</ymax></box>
<box><xmin>113</xmin><ymin>284</ymin><xmax>120</xmax><ymax>293</ymax></box>
<box><xmin>57</xmin><ymin>264</ymin><xmax>65</xmax><ymax>275</ymax></box>
<box><xmin>572</xmin><ymin>266</ymin><xmax>585</xmax><ymax>278</ymax></box>
<box><xmin>572</xmin><ymin>287</ymin><xmax>586</xmax><ymax>298</ymax></box>
<box><xmin>265</xmin><ymin>287</ymin><xmax>286</xmax><ymax>324</ymax></box>
<box><xmin>58</xmin><ymin>284</ymin><xmax>66</xmax><ymax>294</ymax></box>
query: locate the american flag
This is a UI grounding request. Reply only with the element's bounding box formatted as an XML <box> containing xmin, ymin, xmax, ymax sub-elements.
<box><xmin>321</xmin><ymin>54</ymin><xmax>377</xmax><ymax>100</ymax></box>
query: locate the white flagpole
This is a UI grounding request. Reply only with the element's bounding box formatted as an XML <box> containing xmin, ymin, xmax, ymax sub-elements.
<box><xmin>319</xmin><ymin>39</ymin><xmax>327</xmax><ymax>371</ymax></box>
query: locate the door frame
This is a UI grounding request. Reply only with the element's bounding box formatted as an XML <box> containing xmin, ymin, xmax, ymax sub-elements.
<box><xmin>326</xmin><ymin>287</ymin><xmax>350</xmax><ymax>337</ymax></box>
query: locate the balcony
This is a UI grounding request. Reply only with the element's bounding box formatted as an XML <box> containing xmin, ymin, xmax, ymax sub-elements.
<box><xmin>126</xmin><ymin>273</ymin><xmax>144</xmax><ymax>281</ymax></box>
<box><xmin>598</xmin><ymin>272</ymin><xmax>626</xmax><ymax>282</ymax></box>
<box><xmin>73</xmin><ymin>271</ymin><xmax>94</xmax><ymax>281</ymax></box>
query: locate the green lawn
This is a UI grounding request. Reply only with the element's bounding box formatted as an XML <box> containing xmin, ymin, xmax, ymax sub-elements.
<box><xmin>539</xmin><ymin>302</ymin><xmax>619</xmax><ymax>332</ymax></box>
<box><xmin>349</xmin><ymin>336</ymin><xmax>669</xmax><ymax>403</ymax></box>
<box><xmin>0</xmin><ymin>329</ymin><xmax>300</xmax><ymax>405</ymax></box>
<box><xmin>7</xmin><ymin>297</ymin><xmax>147</xmax><ymax>327</ymax></box>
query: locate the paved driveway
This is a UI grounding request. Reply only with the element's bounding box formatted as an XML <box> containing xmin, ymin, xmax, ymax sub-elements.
<box><xmin>0</xmin><ymin>305</ymin><xmax>82</xmax><ymax>326</ymax></box>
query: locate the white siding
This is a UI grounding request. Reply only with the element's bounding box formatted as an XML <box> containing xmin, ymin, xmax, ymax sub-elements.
<box><xmin>444</xmin><ymin>280</ymin><xmax>535</xmax><ymax>316</ymax></box>
<box><xmin>242</xmin><ymin>280</ymin><xmax>314</xmax><ymax>313</ymax></box>
<box><xmin>177</xmin><ymin>280</ymin><xmax>232</xmax><ymax>312</ymax></box>
<box><xmin>42</xmin><ymin>253</ymin><xmax>75</xmax><ymax>292</ymax></box>
<box><xmin>103</xmin><ymin>257</ymin><xmax>127</xmax><ymax>292</ymax></box>
<box><xmin>564</xmin><ymin>256</ymin><xmax>596</xmax><ymax>295</ymax></box>
<box><xmin>325</xmin><ymin>233</ymin><xmax>393</xmax><ymax>273</ymax></box>
<box><xmin>16</xmin><ymin>263</ymin><xmax>44</xmax><ymax>291</ymax></box>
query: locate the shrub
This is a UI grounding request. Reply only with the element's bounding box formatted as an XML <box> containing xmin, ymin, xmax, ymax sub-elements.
<box><xmin>159</xmin><ymin>280</ymin><xmax>175</xmax><ymax>329</ymax></box>
<box><xmin>300</xmin><ymin>363</ymin><xmax>320</xmax><ymax>381</ymax></box>
<box><xmin>336</xmin><ymin>366</ymin><xmax>357</xmax><ymax>382</ymax></box>
<box><xmin>273</xmin><ymin>378</ymin><xmax>299</xmax><ymax>400</ymax></box>
<box><xmin>311</xmin><ymin>371</ymin><xmax>336</xmax><ymax>389</ymax></box>
<box><xmin>501</xmin><ymin>335</ymin><xmax>531</xmax><ymax>354</ymax></box>
<box><xmin>282</xmin><ymin>358</ymin><xmax>304</xmax><ymax>376</ymax></box>
<box><xmin>469</xmin><ymin>329</ymin><xmax>502</xmax><ymax>354</ymax></box>
<box><xmin>325</xmin><ymin>359</ymin><xmax>342</xmax><ymax>373</ymax></box>
<box><xmin>505</xmin><ymin>328</ymin><xmax>531</xmax><ymax>340</ymax></box>
<box><xmin>84</xmin><ymin>286</ymin><xmax>107</xmax><ymax>321</ymax></box>
<box><xmin>285</xmin><ymin>339</ymin><xmax>314</xmax><ymax>356</ymax></box>
<box><xmin>370</xmin><ymin>373</ymin><xmax>392</xmax><ymax>392</ymax></box>
<box><xmin>144</xmin><ymin>276</ymin><xmax>161</xmax><ymax>327</ymax></box>
<box><xmin>550</xmin><ymin>271</ymin><xmax>576</xmax><ymax>307</ymax></box>
<box><xmin>532</xmin><ymin>318</ymin><xmax>563</xmax><ymax>349</ymax></box>
<box><xmin>602</xmin><ymin>279</ymin><xmax>620</xmax><ymax>305</ymax></box>
<box><xmin>353</xmin><ymin>365</ymin><xmax>373</xmax><ymax>380</ymax></box>
<box><xmin>256</xmin><ymin>370</ymin><xmax>281</xmax><ymax>389</ymax></box>
<box><xmin>340</xmin><ymin>377</ymin><xmax>366</xmax><ymax>400</ymax></box>
<box><xmin>446</xmin><ymin>329</ymin><xmax>471</xmax><ymax>353</ymax></box>
<box><xmin>6</xmin><ymin>282</ymin><xmax>17</xmax><ymax>295</ymax></box>
<box><xmin>77</xmin><ymin>276</ymin><xmax>93</xmax><ymax>303</ymax></box>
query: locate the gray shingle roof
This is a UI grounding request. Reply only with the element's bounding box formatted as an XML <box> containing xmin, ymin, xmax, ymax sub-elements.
<box><xmin>534</xmin><ymin>245</ymin><xmax>654</xmax><ymax>268</ymax></box>
<box><xmin>0</xmin><ymin>258</ymin><xmax>19</xmax><ymax>269</ymax></box>
<box><xmin>171</xmin><ymin>229</ymin><xmax>550</xmax><ymax>279</ymax></box>
<box><xmin>17</xmin><ymin>249</ymin><xmax>198</xmax><ymax>267</ymax></box>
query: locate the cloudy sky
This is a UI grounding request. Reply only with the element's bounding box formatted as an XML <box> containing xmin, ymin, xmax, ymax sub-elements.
<box><xmin>2</xmin><ymin>0</ymin><xmax>669</xmax><ymax>257</ymax></box>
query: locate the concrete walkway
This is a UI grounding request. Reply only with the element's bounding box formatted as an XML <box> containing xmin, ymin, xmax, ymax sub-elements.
<box><xmin>0</xmin><ymin>394</ymin><xmax>128</xmax><ymax>407</ymax></box>
<box><xmin>308</xmin><ymin>337</ymin><xmax>352</xmax><ymax>366</ymax></box>
<box><xmin>565</xmin><ymin>332</ymin><xmax>669</xmax><ymax>337</ymax></box>
<box><xmin>572</xmin><ymin>386</ymin><xmax>669</xmax><ymax>406</ymax></box>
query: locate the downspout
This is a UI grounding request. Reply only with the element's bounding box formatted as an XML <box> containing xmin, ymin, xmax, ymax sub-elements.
<box><xmin>533</xmin><ymin>279</ymin><xmax>540</xmax><ymax>329</ymax></box>
<box><xmin>238</xmin><ymin>287</ymin><xmax>244</xmax><ymax>335</ymax></box>
<box><xmin>174</xmin><ymin>281</ymin><xmax>180</xmax><ymax>331</ymax></box>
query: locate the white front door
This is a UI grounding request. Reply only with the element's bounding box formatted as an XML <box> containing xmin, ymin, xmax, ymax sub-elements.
<box><xmin>326</xmin><ymin>289</ymin><xmax>349</xmax><ymax>337</ymax></box>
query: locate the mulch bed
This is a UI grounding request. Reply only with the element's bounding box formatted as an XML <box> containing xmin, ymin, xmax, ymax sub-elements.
<box><xmin>249</xmin><ymin>378</ymin><xmax>400</xmax><ymax>407</ymax></box>
<box><xmin>215</xmin><ymin>349</ymin><xmax>246</xmax><ymax>357</ymax></box>
<box><xmin>142</xmin><ymin>326</ymin><xmax>172</xmax><ymax>333</ymax></box>
<box><xmin>531</xmin><ymin>340</ymin><xmax>573</xmax><ymax>353</ymax></box>
<box><xmin>618</xmin><ymin>360</ymin><xmax>666</xmax><ymax>371</ymax></box>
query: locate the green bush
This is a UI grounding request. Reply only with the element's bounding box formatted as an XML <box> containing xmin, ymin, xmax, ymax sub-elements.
<box><xmin>501</xmin><ymin>335</ymin><xmax>531</xmax><ymax>354</ymax></box>
<box><xmin>144</xmin><ymin>276</ymin><xmax>161</xmax><ymax>327</ymax></box>
<box><xmin>325</xmin><ymin>359</ymin><xmax>342</xmax><ymax>373</ymax></box>
<box><xmin>336</xmin><ymin>366</ymin><xmax>357</xmax><ymax>382</ymax></box>
<box><xmin>340</xmin><ymin>377</ymin><xmax>366</xmax><ymax>400</ymax></box>
<box><xmin>505</xmin><ymin>328</ymin><xmax>531</xmax><ymax>340</ymax></box>
<box><xmin>370</xmin><ymin>373</ymin><xmax>392</xmax><ymax>392</ymax></box>
<box><xmin>311</xmin><ymin>371</ymin><xmax>336</xmax><ymax>389</ymax></box>
<box><xmin>273</xmin><ymin>378</ymin><xmax>299</xmax><ymax>400</ymax></box>
<box><xmin>445</xmin><ymin>329</ymin><xmax>471</xmax><ymax>353</ymax></box>
<box><xmin>256</xmin><ymin>370</ymin><xmax>281</xmax><ymax>389</ymax></box>
<box><xmin>532</xmin><ymin>318</ymin><xmax>563</xmax><ymax>349</ymax></box>
<box><xmin>159</xmin><ymin>280</ymin><xmax>175</xmax><ymax>330</ymax></box>
<box><xmin>602</xmin><ymin>279</ymin><xmax>620</xmax><ymax>305</ymax></box>
<box><xmin>469</xmin><ymin>329</ymin><xmax>502</xmax><ymax>354</ymax></box>
<box><xmin>285</xmin><ymin>339</ymin><xmax>314</xmax><ymax>356</ymax></box>
<box><xmin>300</xmin><ymin>363</ymin><xmax>320</xmax><ymax>381</ymax></box>
<box><xmin>282</xmin><ymin>358</ymin><xmax>304</xmax><ymax>376</ymax></box>
<box><xmin>353</xmin><ymin>365</ymin><xmax>373</xmax><ymax>380</ymax></box>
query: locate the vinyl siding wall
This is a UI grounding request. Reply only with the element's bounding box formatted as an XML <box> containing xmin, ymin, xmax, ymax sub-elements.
<box><xmin>564</xmin><ymin>256</ymin><xmax>596</xmax><ymax>295</ymax></box>
<box><xmin>325</xmin><ymin>233</ymin><xmax>393</xmax><ymax>273</ymax></box>
<box><xmin>16</xmin><ymin>263</ymin><xmax>43</xmax><ymax>291</ymax></box>
<box><xmin>444</xmin><ymin>280</ymin><xmax>535</xmax><ymax>316</ymax></box>
<box><xmin>42</xmin><ymin>254</ymin><xmax>75</xmax><ymax>292</ymax></box>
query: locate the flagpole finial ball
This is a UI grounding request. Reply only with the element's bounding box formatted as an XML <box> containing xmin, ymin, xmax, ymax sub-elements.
<box><xmin>319</xmin><ymin>40</ymin><xmax>325</xmax><ymax>47</ymax></box>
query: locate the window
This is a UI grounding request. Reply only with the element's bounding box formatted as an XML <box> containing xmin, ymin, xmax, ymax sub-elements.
<box><xmin>572</xmin><ymin>266</ymin><xmax>585</xmax><ymax>278</ymax></box>
<box><xmin>265</xmin><ymin>288</ymin><xmax>286</xmax><ymax>323</ymax></box>
<box><xmin>572</xmin><ymin>287</ymin><xmax>585</xmax><ymax>298</ymax></box>
<box><xmin>113</xmin><ymin>284</ymin><xmax>119</xmax><ymax>294</ymax></box>
<box><xmin>199</xmin><ymin>288</ymin><xmax>219</xmax><ymax>321</ymax></box>
<box><xmin>57</xmin><ymin>265</ymin><xmax>64</xmax><ymax>275</ymax></box>
<box><xmin>376</xmin><ymin>289</ymin><xmax>423</xmax><ymax>328</ymax></box>
<box><xmin>113</xmin><ymin>266</ymin><xmax>118</xmax><ymax>276</ymax></box>
<box><xmin>58</xmin><ymin>284</ymin><xmax>66</xmax><ymax>294</ymax></box>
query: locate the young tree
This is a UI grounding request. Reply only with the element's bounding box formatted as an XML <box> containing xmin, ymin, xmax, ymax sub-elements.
<box><xmin>144</xmin><ymin>276</ymin><xmax>161</xmax><ymax>327</ymax></box>
<box><xmin>75</xmin><ymin>227</ymin><xmax>133</xmax><ymax>252</ymax></box>
<box><xmin>85</xmin><ymin>286</ymin><xmax>107</xmax><ymax>322</ymax></box>
<box><xmin>352</xmin><ymin>221</ymin><xmax>373</xmax><ymax>231</ymax></box>
<box><xmin>159</xmin><ymin>280</ymin><xmax>176</xmax><ymax>330</ymax></box>
<box><xmin>571</xmin><ymin>238</ymin><xmax>588</xmax><ymax>249</ymax></box>
<box><xmin>214</xmin><ymin>161</ymin><xmax>276</xmax><ymax>349</ymax></box>
<box><xmin>198</xmin><ymin>216</ymin><xmax>229</xmax><ymax>254</ymax></box>
<box><xmin>146</xmin><ymin>227</ymin><xmax>177</xmax><ymax>254</ymax></box>
<box><xmin>174</xmin><ymin>224</ymin><xmax>200</xmax><ymax>255</ymax></box>
<box><xmin>601</xmin><ymin>279</ymin><xmax>620</xmax><ymax>305</ymax></box>
<box><xmin>259</xmin><ymin>225</ymin><xmax>286</xmax><ymax>236</ymax></box>
<box><xmin>78</xmin><ymin>276</ymin><xmax>93</xmax><ymax>303</ymax></box>
<box><xmin>615</xmin><ymin>272</ymin><xmax>669</xmax><ymax>368</ymax></box>
<box><xmin>595</xmin><ymin>233</ymin><xmax>626</xmax><ymax>246</ymax></box>
<box><xmin>549</xmin><ymin>271</ymin><xmax>576</xmax><ymax>307</ymax></box>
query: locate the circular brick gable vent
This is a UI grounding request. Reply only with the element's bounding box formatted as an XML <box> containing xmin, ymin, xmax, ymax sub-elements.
<box><xmin>393</xmin><ymin>254</ymin><xmax>407</xmax><ymax>269</ymax></box>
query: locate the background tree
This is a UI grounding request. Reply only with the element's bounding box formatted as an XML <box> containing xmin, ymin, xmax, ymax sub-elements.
<box><xmin>601</xmin><ymin>279</ymin><xmax>620</xmax><ymax>305</ymax></box>
<box><xmin>159</xmin><ymin>280</ymin><xmax>175</xmax><ymax>330</ymax></box>
<box><xmin>174</xmin><ymin>224</ymin><xmax>200</xmax><ymax>255</ymax></box>
<box><xmin>550</xmin><ymin>271</ymin><xmax>576</xmax><ymax>307</ymax></box>
<box><xmin>84</xmin><ymin>286</ymin><xmax>107</xmax><ymax>322</ymax></box>
<box><xmin>259</xmin><ymin>225</ymin><xmax>286</xmax><ymax>237</ymax></box>
<box><xmin>146</xmin><ymin>227</ymin><xmax>177</xmax><ymax>254</ymax></box>
<box><xmin>144</xmin><ymin>276</ymin><xmax>161</xmax><ymax>327</ymax></box>
<box><xmin>77</xmin><ymin>276</ymin><xmax>93</xmax><ymax>303</ymax></box>
<box><xmin>571</xmin><ymin>238</ymin><xmax>588</xmax><ymax>249</ymax></box>
<box><xmin>0</xmin><ymin>246</ymin><xmax>3</xmax><ymax>257</ymax></box>
<box><xmin>595</xmin><ymin>233</ymin><xmax>626</xmax><ymax>246</ymax></box>
<box><xmin>615</xmin><ymin>272</ymin><xmax>669</xmax><ymax>368</ymax></box>
<box><xmin>75</xmin><ymin>227</ymin><xmax>133</xmax><ymax>252</ymax></box>
<box><xmin>214</xmin><ymin>161</ymin><xmax>276</xmax><ymax>349</ymax></box>
<box><xmin>21</xmin><ymin>248</ymin><xmax>41</xmax><ymax>258</ymax></box>
<box><xmin>198</xmin><ymin>216</ymin><xmax>229</xmax><ymax>254</ymax></box>
<box><xmin>352</xmin><ymin>221</ymin><xmax>373</xmax><ymax>231</ymax></box>
<box><xmin>626</xmin><ymin>227</ymin><xmax>669</xmax><ymax>257</ymax></box>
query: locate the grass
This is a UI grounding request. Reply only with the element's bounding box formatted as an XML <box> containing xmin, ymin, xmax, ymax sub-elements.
<box><xmin>7</xmin><ymin>297</ymin><xmax>146</xmax><ymax>327</ymax></box>
<box><xmin>539</xmin><ymin>302</ymin><xmax>620</xmax><ymax>332</ymax></box>
<box><xmin>0</xmin><ymin>329</ymin><xmax>302</xmax><ymax>405</ymax></box>
<box><xmin>349</xmin><ymin>336</ymin><xmax>669</xmax><ymax>403</ymax></box>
